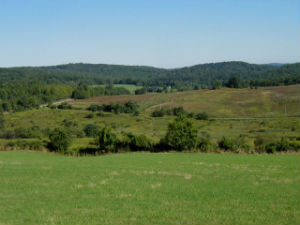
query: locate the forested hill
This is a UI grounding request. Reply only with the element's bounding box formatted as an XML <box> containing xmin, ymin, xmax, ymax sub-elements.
<box><xmin>0</xmin><ymin>61</ymin><xmax>299</xmax><ymax>87</ymax></box>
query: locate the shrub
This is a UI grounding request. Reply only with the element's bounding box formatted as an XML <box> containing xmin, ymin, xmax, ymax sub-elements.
<box><xmin>96</xmin><ymin>111</ymin><xmax>105</xmax><ymax>117</ymax></box>
<box><xmin>218</xmin><ymin>136</ymin><xmax>236</xmax><ymax>151</ymax></box>
<box><xmin>163</xmin><ymin>115</ymin><xmax>197</xmax><ymax>151</ymax></box>
<box><xmin>172</xmin><ymin>107</ymin><xmax>186</xmax><ymax>116</ymax></box>
<box><xmin>57</xmin><ymin>103</ymin><xmax>72</xmax><ymax>109</ymax></box>
<box><xmin>196</xmin><ymin>112</ymin><xmax>209</xmax><ymax>120</ymax></box>
<box><xmin>75</xmin><ymin>130</ymin><xmax>85</xmax><ymax>138</ymax></box>
<box><xmin>187</xmin><ymin>112</ymin><xmax>195</xmax><ymax>118</ymax></box>
<box><xmin>254</xmin><ymin>136</ymin><xmax>267</xmax><ymax>153</ymax></box>
<box><xmin>124</xmin><ymin>133</ymin><xmax>152</xmax><ymax>151</ymax></box>
<box><xmin>276</xmin><ymin>137</ymin><xmax>289</xmax><ymax>152</ymax></box>
<box><xmin>99</xmin><ymin>101</ymin><xmax>139</xmax><ymax>114</ymax></box>
<box><xmin>48</xmin><ymin>128</ymin><xmax>72</xmax><ymax>152</ymax></box>
<box><xmin>85</xmin><ymin>113</ymin><xmax>94</xmax><ymax>118</ymax></box>
<box><xmin>254</xmin><ymin>136</ymin><xmax>296</xmax><ymax>153</ymax></box>
<box><xmin>234</xmin><ymin>136</ymin><xmax>251</xmax><ymax>152</ymax></box>
<box><xmin>212</xmin><ymin>80</ymin><xmax>222</xmax><ymax>90</ymax></box>
<box><xmin>61</xmin><ymin>119</ymin><xmax>78</xmax><ymax>128</ymax></box>
<box><xmin>0</xmin><ymin>130</ymin><xmax>15</xmax><ymax>139</ymax></box>
<box><xmin>13</xmin><ymin>126</ymin><xmax>43</xmax><ymax>139</ymax></box>
<box><xmin>83</xmin><ymin>124</ymin><xmax>100</xmax><ymax>137</ymax></box>
<box><xmin>135</xmin><ymin>87</ymin><xmax>147</xmax><ymax>95</ymax></box>
<box><xmin>49</xmin><ymin>104</ymin><xmax>57</xmax><ymax>109</ymax></box>
<box><xmin>198</xmin><ymin>138</ymin><xmax>214</xmax><ymax>152</ymax></box>
<box><xmin>94</xmin><ymin>126</ymin><xmax>118</xmax><ymax>153</ymax></box>
<box><xmin>265</xmin><ymin>143</ymin><xmax>277</xmax><ymax>154</ymax></box>
<box><xmin>289</xmin><ymin>141</ymin><xmax>300</xmax><ymax>152</ymax></box>
<box><xmin>152</xmin><ymin>108</ymin><xmax>166</xmax><ymax>117</ymax></box>
<box><xmin>87</xmin><ymin>104</ymin><xmax>101</xmax><ymax>112</ymax></box>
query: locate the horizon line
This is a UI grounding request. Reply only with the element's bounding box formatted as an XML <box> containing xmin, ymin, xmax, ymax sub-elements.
<box><xmin>1</xmin><ymin>61</ymin><xmax>299</xmax><ymax>70</ymax></box>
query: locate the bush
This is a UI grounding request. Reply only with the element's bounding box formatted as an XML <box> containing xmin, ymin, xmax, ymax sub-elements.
<box><xmin>85</xmin><ymin>113</ymin><xmax>94</xmax><ymax>118</ymax></box>
<box><xmin>48</xmin><ymin>128</ymin><xmax>72</xmax><ymax>152</ymax></box>
<box><xmin>218</xmin><ymin>136</ymin><xmax>236</xmax><ymax>151</ymax></box>
<box><xmin>172</xmin><ymin>107</ymin><xmax>186</xmax><ymax>116</ymax></box>
<box><xmin>187</xmin><ymin>112</ymin><xmax>195</xmax><ymax>118</ymax></box>
<box><xmin>3</xmin><ymin>139</ymin><xmax>44</xmax><ymax>150</ymax></box>
<box><xmin>57</xmin><ymin>103</ymin><xmax>72</xmax><ymax>109</ymax></box>
<box><xmin>135</xmin><ymin>87</ymin><xmax>147</xmax><ymax>95</ymax></box>
<box><xmin>276</xmin><ymin>137</ymin><xmax>289</xmax><ymax>152</ymax></box>
<box><xmin>61</xmin><ymin>119</ymin><xmax>78</xmax><ymax>128</ymax></box>
<box><xmin>265</xmin><ymin>143</ymin><xmax>277</xmax><ymax>154</ymax></box>
<box><xmin>254</xmin><ymin>136</ymin><xmax>267</xmax><ymax>153</ymax></box>
<box><xmin>124</xmin><ymin>133</ymin><xmax>152</xmax><ymax>151</ymax></box>
<box><xmin>74</xmin><ymin>130</ymin><xmax>85</xmax><ymax>138</ymax></box>
<box><xmin>198</xmin><ymin>138</ymin><xmax>214</xmax><ymax>152</ymax></box>
<box><xmin>14</xmin><ymin>126</ymin><xmax>43</xmax><ymax>139</ymax></box>
<box><xmin>83</xmin><ymin>124</ymin><xmax>100</xmax><ymax>137</ymax></box>
<box><xmin>289</xmin><ymin>141</ymin><xmax>300</xmax><ymax>152</ymax></box>
<box><xmin>87</xmin><ymin>104</ymin><xmax>102</xmax><ymax>112</ymax></box>
<box><xmin>94</xmin><ymin>126</ymin><xmax>118</xmax><ymax>153</ymax></box>
<box><xmin>212</xmin><ymin>80</ymin><xmax>222</xmax><ymax>90</ymax></box>
<box><xmin>96</xmin><ymin>111</ymin><xmax>105</xmax><ymax>117</ymax></box>
<box><xmin>234</xmin><ymin>136</ymin><xmax>251</xmax><ymax>152</ymax></box>
<box><xmin>195</xmin><ymin>112</ymin><xmax>209</xmax><ymax>120</ymax></box>
<box><xmin>0</xmin><ymin>130</ymin><xmax>15</xmax><ymax>139</ymax></box>
<box><xmin>152</xmin><ymin>108</ymin><xmax>166</xmax><ymax>117</ymax></box>
<box><xmin>163</xmin><ymin>115</ymin><xmax>197</xmax><ymax>151</ymax></box>
<box><xmin>254</xmin><ymin>136</ymin><xmax>296</xmax><ymax>153</ymax></box>
<box><xmin>99</xmin><ymin>101</ymin><xmax>139</xmax><ymax>114</ymax></box>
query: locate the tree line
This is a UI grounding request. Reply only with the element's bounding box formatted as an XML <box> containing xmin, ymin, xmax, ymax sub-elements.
<box><xmin>46</xmin><ymin>115</ymin><xmax>299</xmax><ymax>155</ymax></box>
<box><xmin>0</xmin><ymin>82</ymin><xmax>132</xmax><ymax>112</ymax></box>
<box><xmin>0</xmin><ymin>61</ymin><xmax>299</xmax><ymax>88</ymax></box>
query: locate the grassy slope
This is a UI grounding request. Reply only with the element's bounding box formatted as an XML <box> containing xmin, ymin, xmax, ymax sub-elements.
<box><xmin>3</xmin><ymin>85</ymin><xmax>300</xmax><ymax>149</ymax></box>
<box><xmin>71</xmin><ymin>85</ymin><xmax>300</xmax><ymax>117</ymax></box>
<box><xmin>0</xmin><ymin>151</ymin><xmax>299</xmax><ymax>225</ymax></box>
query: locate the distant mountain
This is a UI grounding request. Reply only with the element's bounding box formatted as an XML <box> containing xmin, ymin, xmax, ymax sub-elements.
<box><xmin>0</xmin><ymin>61</ymin><xmax>299</xmax><ymax>87</ymax></box>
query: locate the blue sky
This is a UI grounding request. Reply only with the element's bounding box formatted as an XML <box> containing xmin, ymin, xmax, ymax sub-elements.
<box><xmin>0</xmin><ymin>0</ymin><xmax>299</xmax><ymax>68</ymax></box>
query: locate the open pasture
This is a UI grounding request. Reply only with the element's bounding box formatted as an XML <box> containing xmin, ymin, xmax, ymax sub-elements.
<box><xmin>0</xmin><ymin>151</ymin><xmax>299</xmax><ymax>225</ymax></box>
<box><xmin>70</xmin><ymin>85</ymin><xmax>300</xmax><ymax>117</ymax></box>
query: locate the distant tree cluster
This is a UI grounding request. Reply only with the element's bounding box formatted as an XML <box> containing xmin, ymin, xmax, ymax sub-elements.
<box><xmin>151</xmin><ymin>107</ymin><xmax>210</xmax><ymax>121</ymax></box>
<box><xmin>0</xmin><ymin>82</ymin><xmax>73</xmax><ymax>112</ymax></box>
<box><xmin>72</xmin><ymin>83</ymin><xmax>130</xmax><ymax>99</ymax></box>
<box><xmin>151</xmin><ymin>107</ymin><xmax>187</xmax><ymax>117</ymax></box>
<box><xmin>87</xmin><ymin>101</ymin><xmax>139</xmax><ymax>114</ymax></box>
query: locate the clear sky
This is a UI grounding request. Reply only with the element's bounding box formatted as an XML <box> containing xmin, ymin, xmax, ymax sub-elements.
<box><xmin>0</xmin><ymin>0</ymin><xmax>299</xmax><ymax>68</ymax></box>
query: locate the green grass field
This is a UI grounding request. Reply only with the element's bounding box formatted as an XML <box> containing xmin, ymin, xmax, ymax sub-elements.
<box><xmin>0</xmin><ymin>151</ymin><xmax>299</xmax><ymax>225</ymax></box>
<box><xmin>71</xmin><ymin>85</ymin><xmax>300</xmax><ymax>117</ymax></box>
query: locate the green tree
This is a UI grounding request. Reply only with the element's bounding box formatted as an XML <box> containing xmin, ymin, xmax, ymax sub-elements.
<box><xmin>83</xmin><ymin>124</ymin><xmax>100</xmax><ymax>137</ymax></box>
<box><xmin>163</xmin><ymin>115</ymin><xmax>197</xmax><ymax>151</ymax></box>
<box><xmin>125</xmin><ymin>133</ymin><xmax>152</xmax><ymax>151</ymax></box>
<box><xmin>0</xmin><ymin>113</ymin><xmax>4</xmax><ymax>130</ymax></box>
<box><xmin>212</xmin><ymin>80</ymin><xmax>222</xmax><ymax>89</ymax></box>
<box><xmin>195</xmin><ymin>112</ymin><xmax>209</xmax><ymax>120</ymax></box>
<box><xmin>48</xmin><ymin>128</ymin><xmax>72</xmax><ymax>152</ymax></box>
<box><xmin>226</xmin><ymin>76</ymin><xmax>242</xmax><ymax>88</ymax></box>
<box><xmin>95</xmin><ymin>126</ymin><xmax>118</xmax><ymax>153</ymax></box>
<box><xmin>135</xmin><ymin>87</ymin><xmax>147</xmax><ymax>95</ymax></box>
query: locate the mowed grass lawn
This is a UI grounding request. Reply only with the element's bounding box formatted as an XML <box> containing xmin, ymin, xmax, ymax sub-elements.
<box><xmin>0</xmin><ymin>152</ymin><xmax>299</xmax><ymax>225</ymax></box>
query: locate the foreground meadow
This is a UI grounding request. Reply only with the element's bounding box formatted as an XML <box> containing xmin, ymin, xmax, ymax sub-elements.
<box><xmin>0</xmin><ymin>151</ymin><xmax>299</xmax><ymax>225</ymax></box>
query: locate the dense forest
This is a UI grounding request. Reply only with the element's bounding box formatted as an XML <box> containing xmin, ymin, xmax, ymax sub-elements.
<box><xmin>0</xmin><ymin>61</ymin><xmax>299</xmax><ymax>112</ymax></box>
<box><xmin>0</xmin><ymin>61</ymin><xmax>299</xmax><ymax>88</ymax></box>
<box><xmin>0</xmin><ymin>82</ymin><xmax>131</xmax><ymax>112</ymax></box>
